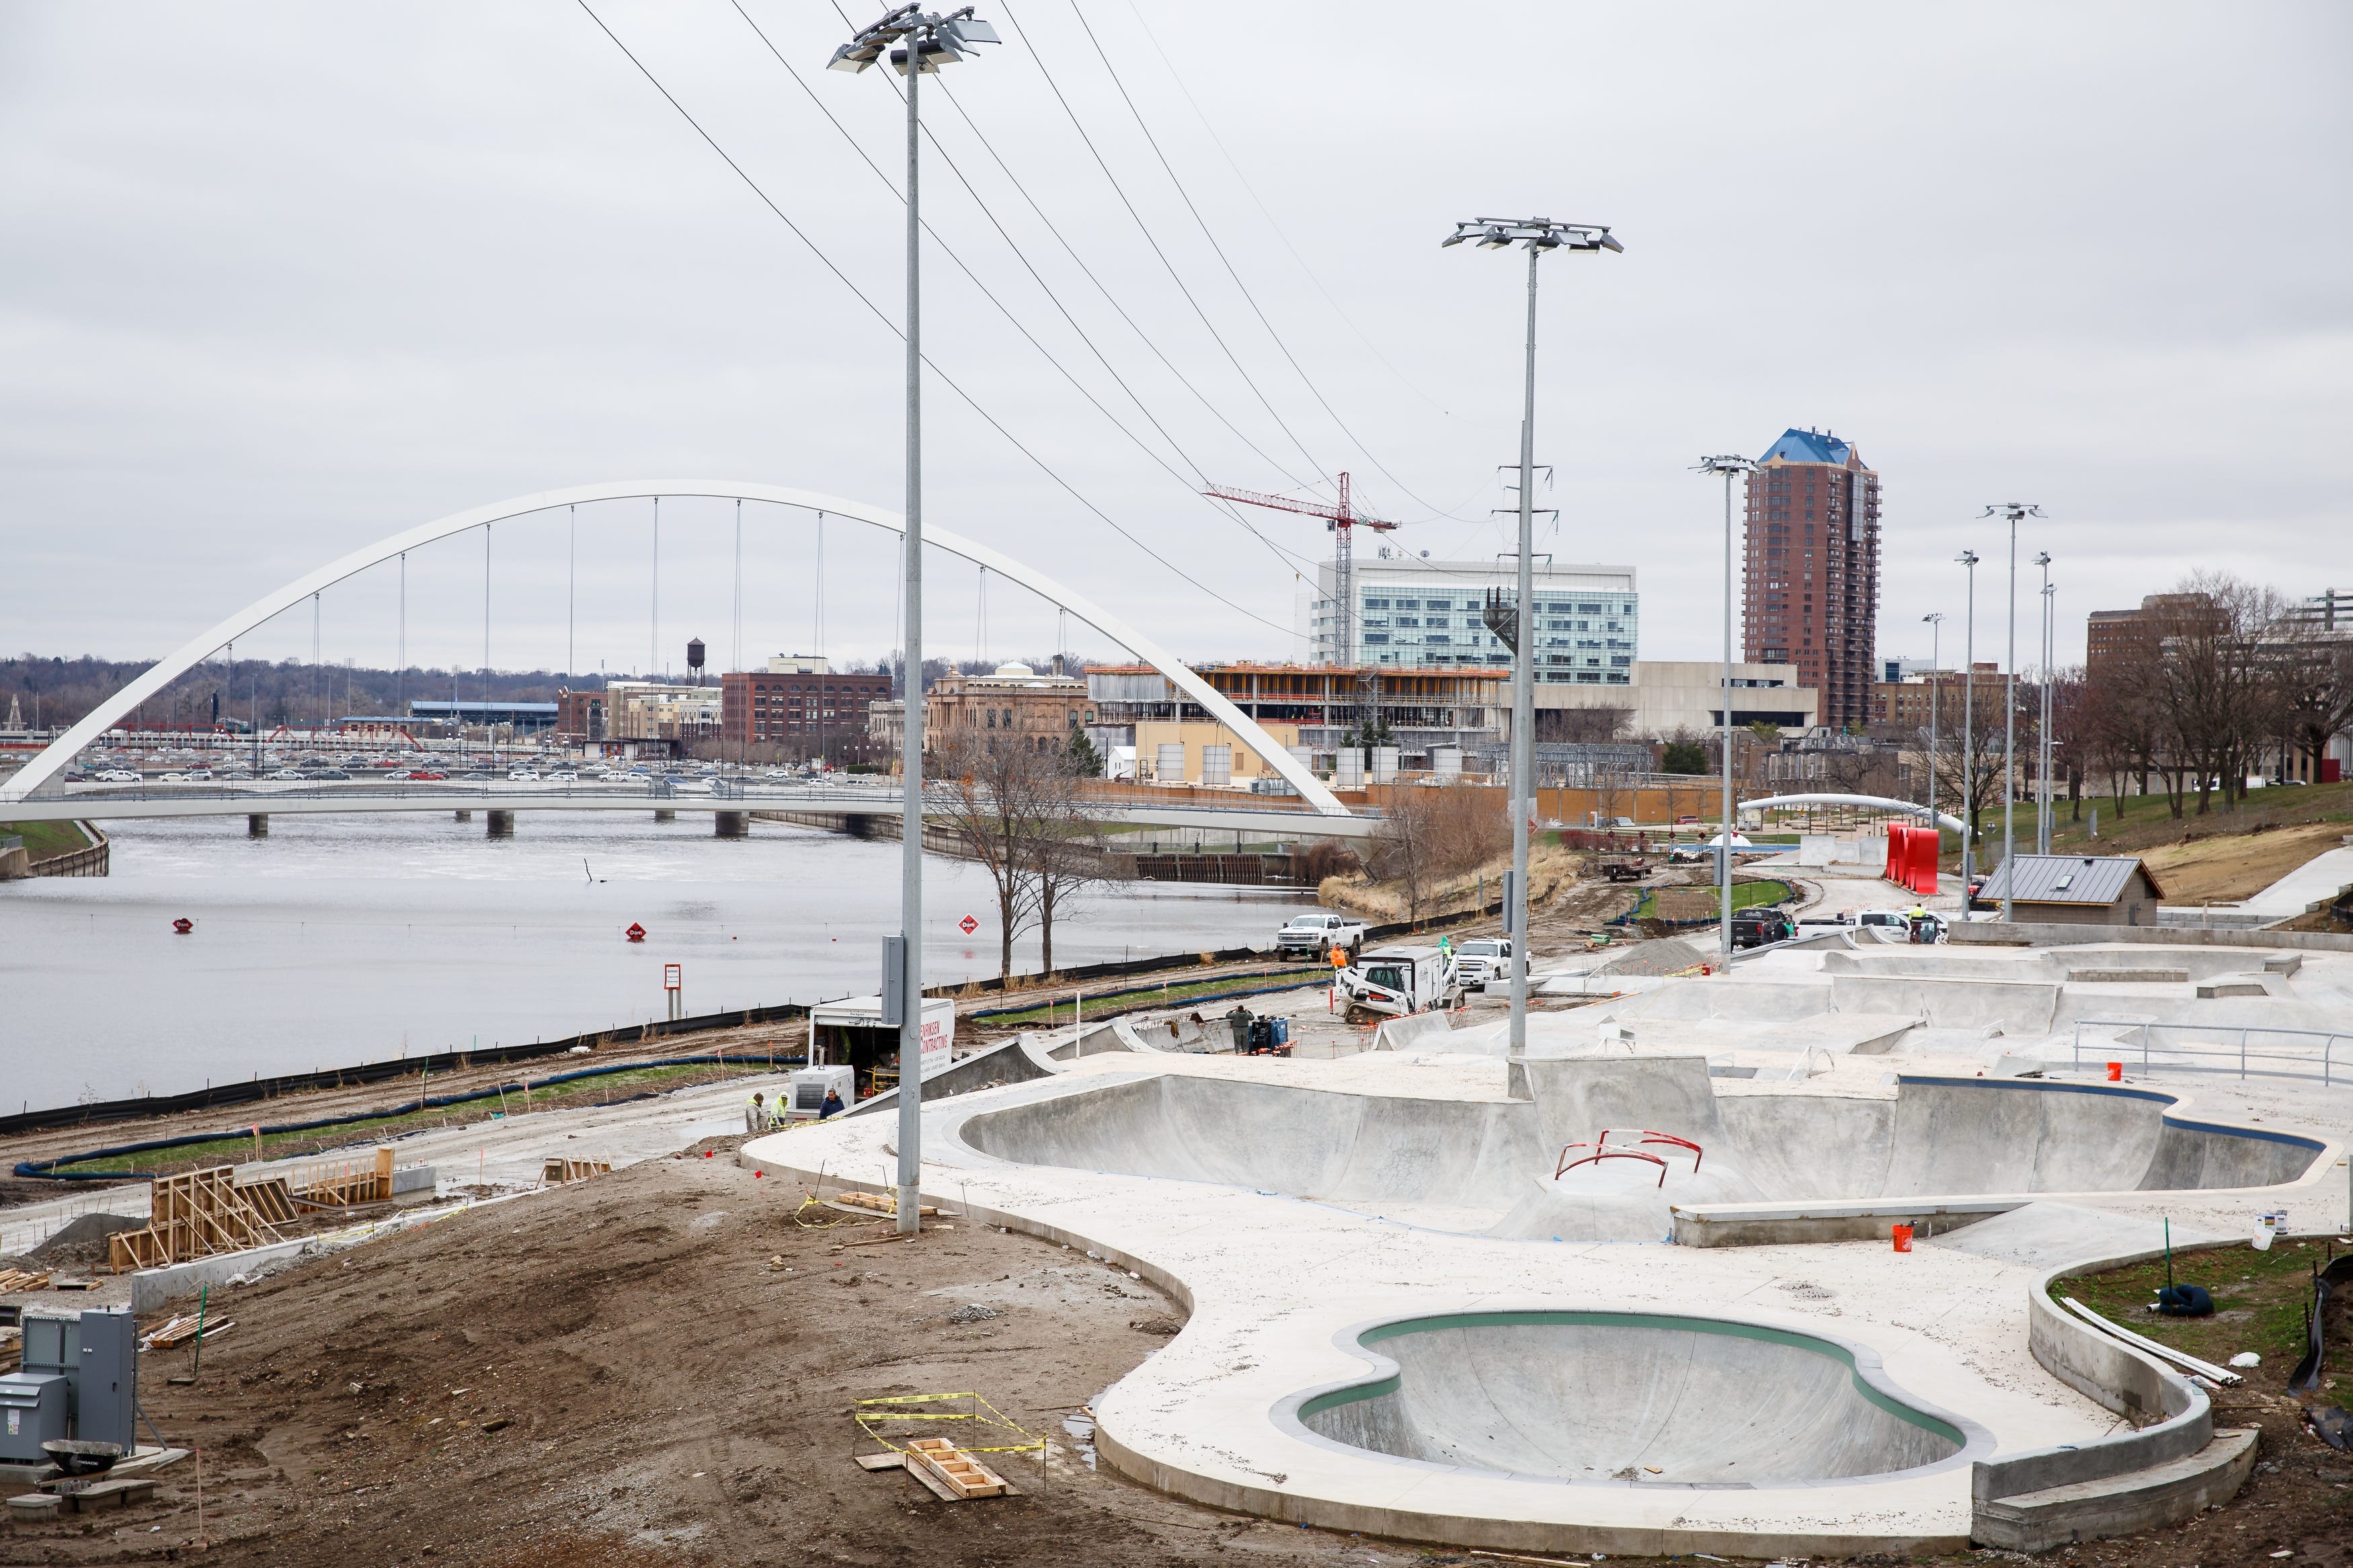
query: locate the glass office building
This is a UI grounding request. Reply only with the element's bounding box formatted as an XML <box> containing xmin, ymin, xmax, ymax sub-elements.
<box><xmin>1303</xmin><ymin>556</ymin><xmax>1638</xmax><ymax>684</ymax></box>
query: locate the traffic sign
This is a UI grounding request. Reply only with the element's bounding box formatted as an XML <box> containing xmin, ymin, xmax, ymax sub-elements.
<box><xmin>958</xmin><ymin>914</ymin><xmax>978</xmax><ymax>936</ymax></box>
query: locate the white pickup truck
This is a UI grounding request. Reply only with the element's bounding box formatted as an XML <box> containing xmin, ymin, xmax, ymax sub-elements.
<box><xmin>1275</xmin><ymin>911</ymin><xmax>1368</xmax><ymax>960</ymax></box>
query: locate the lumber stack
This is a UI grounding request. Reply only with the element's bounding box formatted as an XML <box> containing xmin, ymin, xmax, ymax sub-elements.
<box><xmin>139</xmin><ymin>1313</ymin><xmax>234</xmax><ymax>1351</ymax></box>
<box><xmin>541</xmin><ymin>1157</ymin><xmax>612</xmax><ymax>1185</ymax></box>
<box><xmin>0</xmin><ymin>1268</ymin><xmax>53</xmax><ymax>1293</ymax></box>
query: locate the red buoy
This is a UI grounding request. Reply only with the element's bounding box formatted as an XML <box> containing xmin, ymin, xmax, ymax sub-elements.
<box><xmin>625</xmin><ymin>921</ymin><xmax>647</xmax><ymax>943</ymax></box>
<box><xmin>171</xmin><ymin>917</ymin><xmax>194</xmax><ymax>934</ymax></box>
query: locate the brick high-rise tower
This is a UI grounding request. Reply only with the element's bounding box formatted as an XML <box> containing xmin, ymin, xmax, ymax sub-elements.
<box><xmin>1742</xmin><ymin>429</ymin><xmax>1881</xmax><ymax>729</ymax></box>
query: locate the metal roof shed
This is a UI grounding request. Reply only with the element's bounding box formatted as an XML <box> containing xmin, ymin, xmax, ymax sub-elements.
<box><xmin>1979</xmin><ymin>854</ymin><xmax>2166</xmax><ymax>925</ymax></box>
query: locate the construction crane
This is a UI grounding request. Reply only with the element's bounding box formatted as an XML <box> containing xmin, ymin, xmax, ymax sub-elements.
<box><xmin>1201</xmin><ymin>473</ymin><xmax>1394</xmax><ymax>668</ymax></box>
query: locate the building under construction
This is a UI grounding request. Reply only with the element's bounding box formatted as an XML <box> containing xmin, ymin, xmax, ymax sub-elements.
<box><xmin>1084</xmin><ymin>662</ymin><xmax>1507</xmax><ymax>766</ymax></box>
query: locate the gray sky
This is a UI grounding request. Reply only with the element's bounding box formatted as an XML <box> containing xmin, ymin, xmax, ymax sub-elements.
<box><xmin>3</xmin><ymin>1</ymin><xmax>2347</xmax><ymax>683</ymax></box>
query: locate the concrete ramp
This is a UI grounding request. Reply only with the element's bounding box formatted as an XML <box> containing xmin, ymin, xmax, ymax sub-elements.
<box><xmin>1295</xmin><ymin>1311</ymin><xmax>1973</xmax><ymax>1485</ymax></box>
<box><xmin>1517</xmin><ymin>1055</ymin><xmax>1727</xmax><ymax>1158</ymax></box>
<box><xmin>1829</xmin><ymin>973</ymin><xmax>2060</xmax><ymax>1034</ymax></box>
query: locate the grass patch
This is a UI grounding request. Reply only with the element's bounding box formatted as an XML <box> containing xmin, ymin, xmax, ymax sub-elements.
<box><xmin>45</xmin><ymin>1061</ymin><xmax>785</xmax><ymax>1176</ymax></box>
<box><xmin>1</xmin><ymin>820</ymin><xmax>92</xmax><ymax>860</ymax></box>
<box><xmin>2055</xmin><ymin>1237</ymin><xmax>2350</xmax><ymax>1404</ymax></box>
<box><xmin>1634</xmin><ymin>878</ymin><xmax>1792</xmax><ymax>921</ymax></box>
<box><xmin>976</xmin><ymin>968</ymin><xmax>1326</xmax><ymax>1030</ymax></box>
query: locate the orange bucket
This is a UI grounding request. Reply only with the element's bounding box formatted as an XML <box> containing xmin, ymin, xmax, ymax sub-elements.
<box><xmin>1890</xmin><ymin>1225</ymin><xmax>1914</xmax><ymax>1253</ymax></box>
<box><xmin>2106</xmin><ymin>1061</ymin><xmax>2122</xmax><ymax>1083</ymax></box>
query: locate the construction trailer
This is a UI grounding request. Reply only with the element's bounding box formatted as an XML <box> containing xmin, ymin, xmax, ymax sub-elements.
<box><xmin>807</xmin><ymin>995</ymin><xmax>955</xmax><ymax>1104</ymax></box>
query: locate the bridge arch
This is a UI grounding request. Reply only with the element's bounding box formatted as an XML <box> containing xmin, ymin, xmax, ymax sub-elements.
<box><xmin>1739</xmin><ymin>793</ymin><xmax>1966</xmax><ymax>835</ymax></box>
<box><xmin>1</xmin><ymin>481</ymin><xmax>1348</xmax><ymax>815</ymax></box>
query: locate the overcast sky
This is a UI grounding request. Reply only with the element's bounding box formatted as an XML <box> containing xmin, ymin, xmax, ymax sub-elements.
<box><xmin>3</xmin><ymin>1</ymin><xmax>2346</xmax><ymax>684</ymax></box>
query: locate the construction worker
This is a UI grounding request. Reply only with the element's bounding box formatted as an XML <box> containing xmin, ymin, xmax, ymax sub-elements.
<box><xmin>1907</xmin><ymin>903</ymin><xmax>1931</xmax><ymax>944</ymax></box>
<box><xmin>819</xmin><ymin>1087</ymin><xmax>846</xmax><ymax>1119</ymax></box>
<box><xmin>746</xmin><ymin>1089</ymin><xmax>767</xmax><ymax>1134</ymax></box>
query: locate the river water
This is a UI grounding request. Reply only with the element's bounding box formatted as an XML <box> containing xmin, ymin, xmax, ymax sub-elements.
<box><xmin>1</xmin><ymin>813</ymin><xmax>1299</xmax><ymax>1114</ymax></box>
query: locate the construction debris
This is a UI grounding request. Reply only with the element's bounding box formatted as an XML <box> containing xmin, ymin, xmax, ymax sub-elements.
<box><xmin>0</xmin><ymin>1268</ymin><xmax>54</xmax><ymax>1293</ymax></box>
<box><xmin>541</xmin><ymin>1157</ymin><xmax>612</xmax><ymax>1185</ymax></box>
<box><xmin>905</xmin><ymin>1436</ymin><xmax>1010</xmax><ymax>1499</ymax></box>
<box><xmin>831</xmin><ymin>1190</ymin><xmax>939</xmax><ymax>1218</ymax></box>
<box><xmin>141</xmin><ymin>1314</ymin><xmax>234</xmax><ymax>1351</ymax></box>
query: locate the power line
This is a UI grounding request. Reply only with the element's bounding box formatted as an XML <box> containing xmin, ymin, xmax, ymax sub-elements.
<box><xmin>1064</xmin><ymin>1</ymin><xmax>1460</xmax><ymax>520</ymax></box>
<box><xmin>573</xmin><ymin>0</ymin><xmax>1293</xmax><ymax>636</ymax></box>
<box><xmin>996</xmin><ymin>0</ymin><xmax>1328</xmax><ymax>480</ymax></box>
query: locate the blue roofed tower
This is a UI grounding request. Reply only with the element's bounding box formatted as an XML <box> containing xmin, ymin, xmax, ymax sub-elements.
<box><xmin>1741</xmin><ymin>428</ymin><xmax>1881</xmax><ymax>729</ymax></box>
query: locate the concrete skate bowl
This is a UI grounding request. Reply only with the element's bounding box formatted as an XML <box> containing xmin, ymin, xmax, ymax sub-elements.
<box><xmin>954</xmin><ymin>1064</ymin><xmax>2325</xmax><ymax>1241</ymax></box>
<box><xmin>1283</xmin><ymin>1310</ymin><xmax>1986</xmax><ymax>1487</ymax></box>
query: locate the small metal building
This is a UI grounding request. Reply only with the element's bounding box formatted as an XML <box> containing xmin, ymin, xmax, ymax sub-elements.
<box><xmin>1979</xmin><ymin>854</ymin><xmax>2165</xmax><ymax>925</ymax></box>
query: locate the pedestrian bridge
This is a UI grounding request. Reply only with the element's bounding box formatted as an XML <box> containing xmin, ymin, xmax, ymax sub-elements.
<box><xmin>4</xmin><ymin>779</ymin><xmax>1384</xmax><ymax>839</ymax></box>
<box><xmin>0</xmin><ymin>480</ymin><xmax>1351</xmax><ymax>818</ymax></box>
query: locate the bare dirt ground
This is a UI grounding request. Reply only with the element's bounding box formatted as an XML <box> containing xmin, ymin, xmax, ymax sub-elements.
<box><xmin>2141</xmin><ymin>820</ymin><xmax>2352</xmax><ymax>905</ymax></box>
<box><xmin>7</xmin><ymin>1151</ymin><xmax>2348</xmax><ymax>1566</ymax></box>
<box><xmin>3</xmin><ymin>1138</ymin><xmax>1402</xmax><ymax>1568</ymax></box>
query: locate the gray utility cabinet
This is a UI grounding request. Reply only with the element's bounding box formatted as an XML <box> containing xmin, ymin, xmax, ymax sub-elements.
<box><xmin>19</xmin><ymin>1309</ymin><xmax>136</xmax><ymax>1453</ymax></box>
<box><xmin>0</xmin><ymin>1374</ymin><xmax>69</xmax><ymax>1464</ymax></box>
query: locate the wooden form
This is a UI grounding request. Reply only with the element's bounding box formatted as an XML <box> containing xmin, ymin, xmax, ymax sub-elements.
<box><xmin>107</xmin><ymin>1167</ymin><xmax>286</xmax><ymax>1271</ymax></box>
<box><xmin>290</xmin><ymin>1147</ymin><xmax>395</xmax><ymax>1209</ymax></box>
<box><xmin>541</xmin><ymin>1157</ymin><xmax>611</xmax><ymax>1185</ymax></box>
<box><xmin>904</xmin><ymin>1437</ymin><xmax>1008</xmax><ymax>1499</ymax></box>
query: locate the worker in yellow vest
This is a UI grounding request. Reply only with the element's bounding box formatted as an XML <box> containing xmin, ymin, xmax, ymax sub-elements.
<box><xmin>746</xmin><ymin>1089</ymin><xmax>768</xmax><ymax>1134</ymax></box>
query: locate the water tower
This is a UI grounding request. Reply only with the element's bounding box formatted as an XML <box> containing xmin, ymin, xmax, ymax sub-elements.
<box><xmin>686</xmin><ymin>637</ymin><xmax>705</xmax><ymax>686</ymax></box>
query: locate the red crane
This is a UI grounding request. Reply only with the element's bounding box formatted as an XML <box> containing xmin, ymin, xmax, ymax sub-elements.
<box><xmin>1201</xmin><ymin>472</ymin><xmax>1394</xmax><ymax>667</ymax></box>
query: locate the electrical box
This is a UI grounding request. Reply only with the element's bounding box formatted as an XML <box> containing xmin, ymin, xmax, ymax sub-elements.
<box><xmin>19</xmin><ymin>1309</ymin><xmax>136</xmax><ymax>1454</ymax></box>
<box><xmin>0</xmin><ymin>1374</ymin><xmax>68</xmax><ymax>1464</ymax></box>
<box><xmin>879</xmin><ymin>934</ymin><xmax>908</xmax><ymax>1028</ymax></box>
<box><xmin>787</xmin><ymin>1065</ymin><xmax>856</xmax><ymax>1120</ymax></box>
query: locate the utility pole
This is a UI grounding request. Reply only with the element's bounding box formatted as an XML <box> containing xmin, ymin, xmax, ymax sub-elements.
<box><xmin>829</xmin><ymin>2</ymin><xmax>1000</xmax><ymax>1237</ymax></box>
<box><xmin>1444</xmin><ymin>216</ymin><xmax>1622</xmax><ymax>1056</ymax></box>
<box><xmin>1957</xmin><ymin>550</ymin><xmax>1979</xmax><ymax>893</ymax></box>
<box><xmin>1922</xmin><ymin>612</ymin><xmax>1944</xmax><ymax>836</ymax></box>
<box><xmin>1981</xmin><ymin>504</ymin><xmax>2044</xmax><ymax>922</ymax></box>
<box><xmin>2034</xmin><ymin>552</ymin><xmax>2052</xmax><ymax>854</ymax></box>
<box><xmin>1696</xmin><ymin>455</ymin><xmax>1757</xmax><ymax>963</ymax></box>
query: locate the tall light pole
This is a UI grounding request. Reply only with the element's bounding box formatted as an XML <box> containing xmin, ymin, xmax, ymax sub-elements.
<box><xmin>1956</xmin><ymin>550</ymin><xmax>1979</xmax><ymax>895</ymax></box>
<box><xmin>1444</xmin><ymin>216</ymin><xmax>1622</xmax><ymax>1055</ymax></box>
<box><xmin>1981</xmin><ymin>504</ymin><xmax>2044</xmax><ymax>922</ymax></box>
<box><xmin>2033</xmin><ymin>551</ymin><xmax>2052</xmax><ymax>854</ymax></box>
<box><xmin>1921</xmin><ymin>612</ymin><xmax>1944</xmax><ymax>834</ymax></box>
<box><xmin>829</xmin><ymin>2</ymin><xmax>1000</xmax><ymax>1236</ymax></box>
<box><xmin>1696</xmin><ymin>454</ymin><xmax>1756</xmax><ymax>962</ymax></box>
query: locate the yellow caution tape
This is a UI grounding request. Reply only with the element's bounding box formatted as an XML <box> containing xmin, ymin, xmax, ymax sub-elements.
<box><xmin>854</xmin><ymin>1390</ymin><xmax>1045</xmax><ymax>1456</ymax></box>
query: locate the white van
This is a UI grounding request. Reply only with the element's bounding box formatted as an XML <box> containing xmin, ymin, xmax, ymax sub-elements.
<box><xmin>1339</xmin><ymin>945</ymin><xmax>1462</xmax><ymax>1019</ymax></box>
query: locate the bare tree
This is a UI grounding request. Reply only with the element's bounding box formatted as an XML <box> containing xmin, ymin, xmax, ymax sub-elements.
<box><xmin>932</xmin><ymin>736</ymin><xmax>1043</xmax><ymax>985</ymax></box>
<box><xmin>1538</xmin><ymin>704</ymin><xmax>1630</xmax><ymax>743</ymax></box>
<box><xmin>1368</xmin><ymin>785</ymin><xmax>1507</xmax><ymax>925</ymax></box>
<box><xmin>1027</xmin><ymin>758</ymin><xmax>1106</xmax><ymax>975</ymax></box>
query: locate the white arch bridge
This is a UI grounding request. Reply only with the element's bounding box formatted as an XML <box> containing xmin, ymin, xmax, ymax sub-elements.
<box><xmin>1</xmin><ymin>481</ymin><xmax>1373</xmax><ymax>838</ymax></box>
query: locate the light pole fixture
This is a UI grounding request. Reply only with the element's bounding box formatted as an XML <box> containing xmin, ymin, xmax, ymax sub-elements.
<box><xmin>1444</xmin><ymin>216</ymin><xmax>1621</xmax><ymax>1057</ymax></box>
<box><xmin>1956</xmin><ymin>550</ymin><xmax>1979</xmax><ymax>894</ymax></box>
<box><xmin>1979</xmin><ymin>504</ymin><xmax>2044</xmax><ymax>923</ymax></box>
<box><xmin>2033</xmin><ymin>550</ymin><xmax>2053</xmax><ymax>855</ymax></box>
<box><xmin>1695</xmin><ymin>454</ymin><xmax>1756</xmax><ymax>964</ymax></box>
<box><xmin>828</xmin><ymin>1</ymin><xmax>1001</xmax><ymax>1237</ymax></box>
<box><xmin>1921</xmin><ymin>612</ymin><xmax>1945</xmax><ymax>833</ymax></box>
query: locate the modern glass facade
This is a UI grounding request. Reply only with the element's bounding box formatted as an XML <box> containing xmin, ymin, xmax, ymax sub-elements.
<box><xmin>1307</xmin><ymin>561</ymin><xmax>1638</xmax><ymax>685</ymax></box>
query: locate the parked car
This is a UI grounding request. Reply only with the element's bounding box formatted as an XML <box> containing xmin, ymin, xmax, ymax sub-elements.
<box><xmin>1451</xmin><ymin>936</ymin><xmax>1513</xmax><ymax>986</ymax></box>
<box><xmin>1729</xmin><ymin>907</ymin><xmax>1796</xmax><ymax>950</ymax></box>
<box><xmin>1275</xmin><ymin>911</ymin><xmax>1368</xmax><ymax>960</ymax></box>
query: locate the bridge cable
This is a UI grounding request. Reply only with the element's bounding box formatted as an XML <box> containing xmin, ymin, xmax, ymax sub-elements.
<box><xmin>569</xmin><ymin>505</ymin><xmax>579</xmax><ymax>684</ymax></box>
<box><xmin>650</xmin><ymin>497</ymin><xmax>660</xmax><ymax>680</ymax></box>
<box><xmin>573</xmin><ymin>0</ymin><xmax>1291</xmax><ymax>636</ymax></box>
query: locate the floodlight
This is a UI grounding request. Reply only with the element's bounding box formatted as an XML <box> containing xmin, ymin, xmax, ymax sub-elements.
<box><xmin>828</xmin><ymin>40</ymin><xmax>883</xmax><ymax>72</ymax></box>
<box><xmin>941</xmin><ymin>15</ymin><xmax>1000</xmax><ymax>48</ymax></box>
<box><xmin>1478</xmin><ymin>226</ymin><xmax>1513</xmax><ymax>249</ymax></box>
<box><xmin>1597</xmin><ymin>231</ymin><xmax>1624</xmax><ymax>253</ymax></box>
<box><xmin>891</xmin><ymin>37</ymin><xmax>964</xmax><ymax>73</ymax></box>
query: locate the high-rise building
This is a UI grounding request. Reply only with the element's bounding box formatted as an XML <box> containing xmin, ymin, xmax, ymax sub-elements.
<box><xmin>1742</xmin><ymin>429</ymin><xmax>1881</xmax><ymax>729</ymax></box>
<box><xmin>1303</xmin><ymin>552</ymin><xmax>1638</xmax><ymax>685</ymax></box>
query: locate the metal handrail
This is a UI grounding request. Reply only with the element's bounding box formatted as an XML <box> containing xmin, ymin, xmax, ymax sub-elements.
<box><xmin>2071</xmin><ymin>1018</ymin><xmax>2347</xmax><ymax>1087</ymax></box>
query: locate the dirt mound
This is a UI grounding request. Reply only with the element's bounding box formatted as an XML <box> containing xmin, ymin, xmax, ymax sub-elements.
<box><xmin>17</xmin><ymin>1211</ymin><xmax>143</xmax><ymax>1270</ymax></box>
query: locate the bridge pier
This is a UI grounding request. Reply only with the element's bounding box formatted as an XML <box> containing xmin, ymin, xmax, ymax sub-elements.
<box><xmin>247</xmin><ymin>814</ymin><xmax>268</xmax><ymax>837</ymax></box>
<box><xmin>454</xmin><ymin>810</ymin><xmax>473</xmax><ymax>823</ymax></box>
<box><xmin>653</xmin><ymin>809</ymin><xmax>676</xmax><ymax>823</ymax></box>
<box><xmin>486</xmin><ymin>810</ymin><xmax>514</xmax><ymax>838</ymax></box>
<box><xmin>714</xmin><ymin>811</ymin><xmax>748</xmax><ymax>839</ymax></box>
